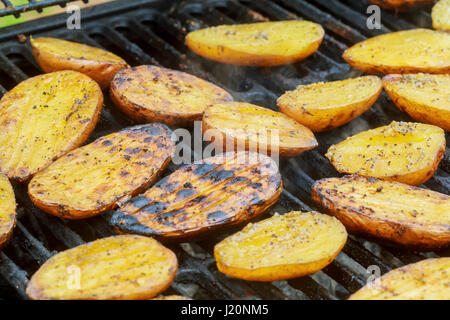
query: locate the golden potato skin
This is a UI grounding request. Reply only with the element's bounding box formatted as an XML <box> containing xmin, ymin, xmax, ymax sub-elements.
<box><xmin>312</xmin><ymin>175</ymin><xmax>450</xmax><ymax>249</ymax></box>
<box><xmin>186</xmin><ymin>20</ymin><xmax>324</xmax><ymax>66</ymax></box>
<box><xmin>214</xmin><ymin>211</ymin><xmax>347</xmax><ymax>282</ymax></box>
<box><xmin>28</xmin><ymin>124</ymin><xmax>175</xmax><ymax>220</ymax></box>
<box><xmin>432</xmin><ymin>0</ymin><xmax>450</xmax><ymax>31</ymax></box>
<box><xmin>0</xmin><ymin>71</ymin><xmax>103</xmax><ymax>183</ymax></box>
<box><xmin>343</xmin><ymin>29</ymin><xmax>450</xmax><ymax>74</ymax></box>
<box><xmin>30</xmin><ymin>37</ymin><xmax>129</xmax><ymax>90</ymax></box>
<box><xmin>369</xmin><ymin>0</ymin><xmax>435</xmax><ymax>10</ymax></box>
<box><xmin>349</xmin><ymin>258</ymin><xmax>450</xmax><ymax>300</ymax></box>
<box><xmin>325</xmin><ymin>121</ymin><xmax>446</xmax><ymax>186</ymax></box>
<box><xmin>111</xmin><ymin>152</ymin><xmax>282</xmax><ymax>241</ymax></box>
<box><xmin>277</xmin><ymin>76</ymin><xmax>382</xmax><ymax>132</ymax></box>
<box><xmin>383</xmin><ymin>74</ymin><xmax>450</xmax><ymax>131</ymax></box>
<box><xmin>202</xmin><ymin>102</ymin><xmax>317</xmax><ymax>157</ymax></box>
<box><xmin>152</xmin><ymin>295</ymin><xmax>192</xmax><ymax>300</ymax></box>
<box><xmin>26</xmin><ymin>235</ymin><xmax>178</xmax><ymax>300</ymax></box>
<box><xmin>110</xmin><ymin>65</ymin><xmax>233</xmax><ymax>127</ymax></box>
<box><xmin>0</xmin><ymin>174</ymin><xmax>16</xmax><ymax>249</ymax></box>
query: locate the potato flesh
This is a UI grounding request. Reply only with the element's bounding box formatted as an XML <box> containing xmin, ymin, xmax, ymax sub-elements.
<box><xmin>214</xmin><ymin>211</ymin><xmax>347</xmax><ymax>281</ymax></box>
<box><xmin>203</xmin><ymin>102</ymin><xmax>317</xmax><ymax>157</ymax></box>
<box><xmin>349</xmin><ymin>258</ymin><xmax>450</xmax><ymax>300</ymax></box>
<box><xmin>343</xmin><ymin>29</ymin><xmax>450</xmax><ymax>74</ymax></box>
<box><xmin>28</xmin><ymin>124</ymin><xmax>174</xmax><ymax>219</ymax></box>
<box><xmin>26</xmin><ymin>235</ymin><xmax>178</xmax><ymax>300</ymax></box>
<box><xmin>0</xmin><ymin>71</ymin><xmax>102</xmax><ymax>182</ymax></box>
<box><xmin>432</xmin><ymin>0</ymin><xmax>450</xmax><ymax>31</ymax></box>
<box><xmin>0</xmin><ymin>174</ymin><xmax>16</xmax><ymax>248</ymax></box>
<box><xmin>383</xmin><ymin>74</ymin><xmax>450</xmax><ymax>131</ymax></box>
<box><xmin>326</xmin><ymin>121</ymin><xmax>446</xmax><ymax>185</ymax></box>
<box><xmin>277</xmin><ymin>76</ymin><xmax>382</xmax><ymax>132</ymax></box>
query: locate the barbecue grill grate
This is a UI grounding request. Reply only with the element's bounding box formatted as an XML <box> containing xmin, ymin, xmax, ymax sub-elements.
<box><xmin>0</xmin><ymin>0</ymin><xmax>448</xmax><ymax>300</ymax></box>
<box><xmin>0</xmin><ymin>0</ymin><xmax>89</xmax><ymax>18</ymax></box>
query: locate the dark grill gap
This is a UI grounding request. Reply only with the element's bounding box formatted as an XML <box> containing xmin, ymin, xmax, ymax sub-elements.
<box><xmin>0</xmin><ymin>0</ymin><xmax>448</xmax><ymax>300</ymax></box>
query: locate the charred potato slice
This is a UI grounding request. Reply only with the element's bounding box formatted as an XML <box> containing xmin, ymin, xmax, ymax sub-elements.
<box><xmin>26</xmin><ymin>235</ymin><xmax>178</xmax><ymax>300</ymax></box>
<box><xmin>30</xmin><ymin>37</ymin><xmax>129</xmax><ymax>90</ymax></box>
<box><xmin>0</xmin><ymin>174</ymin><xmax>16</xmax><ymax>249</ymax></box>
<box><xmin>110</xmin><ymin>65</ymin><xmax>233</xmax><ymax>127</ymax></box>
<box><xmin>0</xmin><ymin>71</ymin><xmax>103</xmax><ymax>182</ymax></box>
<box><xmin>432</xmin><ymin>0</ymin><xmax>450</xmax><ymax>31</ymax></box>
<box><xmin>383</xmin><ymin>74</ymin><xmax>450</xmax><ymax>131</ymax></box>
<box><xmin>349</xmin><ymin>258</ymin><xmax>450</xmax><ymax>300</ymax></box>
<box><xmin>312</xmin><ymin>175</ymin><xmax>450</xmax><ymax>249</ymax></box>
<box><xmin>28</xmin><ymin>124</ymin><xmax>175</xmax><ymax>219</ymax></box>
<box><xmin>277</xmin><ymin>76</ymin><xmax>382</xmax><ymax>132</ymax></box>
<box><xmin>214</xmin><ymin>211</ymin><xmax>347</xmax><ymax>282</ymax></box>
<box><xmin>343</xmin><ymin>29</ymin><xmax>450</xmax><ymax>74</ymax></box>
<box><xmin>325</xmin><ymin>121</ymin><xmax>446</xmax><ymax>186</ymax></box>
<box><xmin>202</xmin><ymin>102</ymin><xmax>318</xmax><ymax>157</ymax></box>
<box><xmin>369</xmin><ymin>0</ymin><xmax>435</xmax><ymax>10</ymax></box>
<box><xmin>186</xmin><ymin>20</ymin><xmax>324</xmax><ymax>67</ymax></box>
<box><xmin>111</xmin><ymin>152</ymin><xmax>282</xmax><ymax>241</ymax></box>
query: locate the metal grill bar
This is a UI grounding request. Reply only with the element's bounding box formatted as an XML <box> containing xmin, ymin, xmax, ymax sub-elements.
<box><xmin>0</xmin><ymin>0</ymin><xmax>88</xmax><ymax>18</ymax></box>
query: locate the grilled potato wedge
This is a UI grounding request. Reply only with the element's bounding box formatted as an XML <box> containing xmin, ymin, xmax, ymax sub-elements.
<box><xmin>0</xmin><ymin>174</ymin><xmax>16</xmax><ymax>249</ymax></box>
<box><xmin>369</xmin><ymin>0</ymin><xmax>435</xmax><ymax>10</ymax></box>
<box><xmin>214</xmin><ymin>211</ymin><xmax>347</xmax><ymax>282</ymax></box>
<box><xmin>343</xmin><ymin>29</ymin><xmax>450</xmax><ymax>74</ymax></box>
<box><xmin>110</xmin><ymin>65</ymin><xmax>233</xmax><ymax>127</ymax></box>
<box><xmin>186</xmin><ymin>20</ymin><xmax>324</xmax><ymax>67</ymax></box>
<box><xmin>111</xmin><ymin>152</ymin><xmax>282</xmax><ymax>241</ymax></box>
<box><xmin>0</xmin><ymin>71</ymin><xmax>103</xmax><ymax>182</ymax></box>
<box><xmin>325</xmin><ymin>122</ymin><xmax>446</xmax><ymax>185</ymax></box>
<box><xmin>432</xmin><ymin>0</ymin><xmax>450</xmax><ymax>31</ymax></box>
<box><xmin>202</xmin><ymin>102</ymin><xmax>317</xmax><ymax>157</ymax></box>
<box><xmin>153</xmin><ymin>295</ymin><xmax>192</xmax><ymax>300</ymax></box>
<box><xmin>277</xmin><ymin>76</ymin><xmax>382</xmax><ymax>132</ymax></box>
<box><xmin>349</xmin><ymin>258</ymin><xmax>450</xmax><ymax>300</ymax></box>
<box><xmin>383</xmin><ymin>74</ymin><xmax>450</xmax><ymax>131</ymax></box>
<box><xmin>26</xmin><ymin>235</ymin><xmax>178</xmax><ymax>300</ymax></box>
<box><xmin>30</xmin><ymin>37</ymin><xmax>129</xmax><ymax>90</ymax></box>
<box><xmin>312</xmin><ymin>175</ymin><xmax>450</xmax><ymax>249</ymax></box>
<box><xmin>28</xmin><ymin>124</ymin><xmax>174</xmax><ymax>219</ymax></box>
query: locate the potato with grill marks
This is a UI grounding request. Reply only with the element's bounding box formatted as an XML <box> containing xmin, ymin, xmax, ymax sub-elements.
<box><xmin>26</xmin><ymin>235</ymin><xmax>178</xmax><ymax>300</ymax></box>
<box><xmin>28</xmin><ymin>124</ymin><xmax>174</xmax><ymax>220</ymax></box>
<box><xmin>0</xmin><ymin>174</ymin><xmax>16</xmax><ymax>249</ymax></box>
<box><xmin>0</xmin><ymin>71</ymin><xmax>103</xmax><ymax>183</ymax></box>
<box><xmin>110</xmin><ymin>65</ymin><xmax>233</xmax><ymax>127</ymax></box>
<box><xmin>111</xmin><ymin>152</ymin><xmax>282</xmax><ymax>241</ymax></box>
<box><xmin>312</xmin><ymin>175</ymin><xmax>450</xmax><ymax>249</ymax></box>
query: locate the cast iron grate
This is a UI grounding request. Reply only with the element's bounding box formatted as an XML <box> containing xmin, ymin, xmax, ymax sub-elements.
<box><xmin>0</xmin><ymin>0</ymin><xmax>89</xmax><ymax>18</ymax></box>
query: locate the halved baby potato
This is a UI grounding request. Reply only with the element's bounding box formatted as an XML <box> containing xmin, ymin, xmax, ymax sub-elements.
<box><xmin>325</xmin><ymin>121</ymin><xmax>446</xmax><ymax>186</ymax></box>
<box><xmin>202</xmin><ymin>102</ymin><xmax>318</xmax><ymax>157</ymax></box>
<box><xmin>110</xmin><ymin>65</ymin><xmax>233</xmax><ymax>127</ymax></box>
<box><xmin>214</xmin><ymin>211</ymin><xmax>347</xmax><ymax>282</ymax></box>
<box><xmin>0</xmin><ymin>174</ymin><xmax>16</xmax><ymax>249</ymax></box>
<box><xmin>312</xmin><ymin>175</ymin><xmax>450</xmax><ymax>249</ymax></box>
<box><xmin>277</xmin><ymin>76</ymin><xmax>382</xmax><ymax>132</ymax></box>
<box><xmin>26</xmin><ymin>235</ymin><xmax>178</xmax><ymax>300</ymax></box>
<box><xmin>432</xmin><ymin>0</ymin><xmax>450</xmax><ymax>31</ymax></box>
<box><xmin>111</xmin><ymin>152</ymin><xmax>282</xmax><ymax>241</ymax></box>
<box><xmin>343</xmin><ymin>29</ymin><xmax>450</xmax><ymax>74</ymax></box>
<box><xmin>28</xmin><ymin>124</ymin><xmax>175</xmax><ymax>220</ymax></box>
<box><xmin>383</xmin><ymin>74</ymin><xmax>450</xmax><ymax>131</ymax></box>
<box><xmin>186</xmin><ymin>20</ymin><xmax>324</xmax><ymax>67</ymax></box>
<box><xmin>0</xmin><ymin>71</ymin><xmax>103</xmax><ymax>183</ymax></box>
<box><xmin>30</xmin><ymin>37</ymin><xmax>129</xmax><ymax>90</ymax></box>
<box><xmin>369</xmin><ymin>0</ymin><xmax>435</xmax><ymax>10</ymax></box>
<box><xmin>349</xmin><ymin>258</ymin><xmax>450</xmax><ymax>300</ymax></box>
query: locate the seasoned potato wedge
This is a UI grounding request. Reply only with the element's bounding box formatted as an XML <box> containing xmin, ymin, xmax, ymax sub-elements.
<box><xmin>277</xmin><ymin>76</ymin><xmax>382</xmax><ymax>132</ymax></box>
<box><xmin>153</xmin><ymin>295</ymin><xmax>192</xmax><ymax>300</ymax></box>
<box><xmin>31</xmin><ymin>37</ymin><xmax>129</xmax><ymax>90</ymax></box>
<box><xmin>383</xmin><ymin>74</ymin><xmax>450</xmax><ymax>131</ymax></box>
<box><xmin>325</xmin><ymin>122</ymin><xmax>446</xmax><ymax>185</ymax></box>
<box><xmin>110</xmin><ymin>65</ymin><xmax>233</xmax><ymax>127</ymax></box>
<box><xmin>432</xmin><ymin>0</ymin><xmax>450</xmax><ymax>31</ymax></box>
<box><xmin>186</xmin><ymin>20</ymin><xmax>324</xmax><ymax>67</ymax></box>
<box><xmin>111</xmin><ymin>152</ymin><xmax>282</xmax><ymax>241</ymax></box>
<box><xmin>214</xmin><ymin>211</ymin><xmax>347</xmax><ymax>282</ymax></box>
<box><xmin>369</xmin><ymin>0</ymin><xmax>435</xmax><ymax>10</ymax></box>
<box><xmin>343</xmin><ymin>29</ymin><xmax>450</xmax><ymax>74</ymax></box>
<box><xmin>0</xmin><ymin>71</ymin><xmax>103</xmax><ymax>182</ymax></box>
<box><xmin>312</xmin><ymin>175</ymin><xmax>450</xmax><ymax>249</ymax></box>
<box><xmin>202</xmin><ymin>102</ymin><xmax>318</xmax><ymax>157</ymax></box>
<box><xmin>0</xmin><ymin>174</ymin><xmax>16</xmax><ymax>249</ymax></box>
<box><xmin>26</xmin><ymin>235</ymin><xmax>178</xmax><ymax>300</ymax></box>
<box><xmin>349</xmin><ymin>258</ymin><xmax>450</xmax><ymax>300</ymax></box>
<box><xmin>28</xmin><ymin>124</ymin><xmax>174</xmax><ymax>219</ymax></box>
